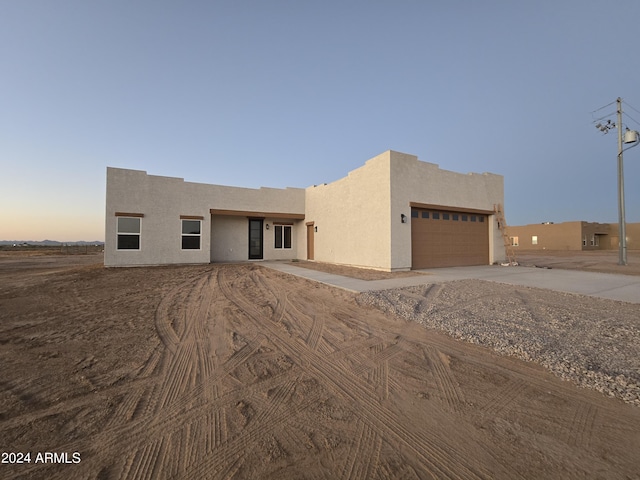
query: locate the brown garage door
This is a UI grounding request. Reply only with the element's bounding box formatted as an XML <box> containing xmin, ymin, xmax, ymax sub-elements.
<box><xmin>411</xmin><ymin>207</ymin><xmax>489</xmax><ymax>268</ymax></box>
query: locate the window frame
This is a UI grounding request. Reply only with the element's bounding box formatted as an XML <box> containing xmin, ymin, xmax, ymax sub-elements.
<box><xmin>274</xmin><ymin>224</ymin><xmax>292</xmax><ymax>249</ymax></box>
<box><xmin>116</xmin><ymin>216</ymin><xmax>142</xmax><ymax>251</ymax></box>
<box><xmin>181</xmin><ymin>218</ymin><xmax>202</xmax><ymax>250</ymax></box>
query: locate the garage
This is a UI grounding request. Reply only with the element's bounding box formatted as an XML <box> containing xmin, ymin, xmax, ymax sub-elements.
<box><xmin>411</xmin><ymin>205</ymin><xmax>490</xmax><ymax>268</ymax></box>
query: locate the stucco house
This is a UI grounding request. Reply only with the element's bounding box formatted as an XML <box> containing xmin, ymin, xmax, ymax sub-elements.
<box><xmin>507</xmin><ymin>221</ymin><xmax>640</xmax><ymax>251</ymax></box>
<box><xmin>105</xmin><ymin>150</ymin><xmax>506</xmax><ymax>270</ymax></box>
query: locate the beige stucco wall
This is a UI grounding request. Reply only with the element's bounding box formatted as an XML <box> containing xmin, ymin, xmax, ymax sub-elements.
<box><xmin>618</xmin><ymin>223</ymin><xmax>640</xmax><ymax>250</ymax></box>
<box><xmin>304</xmin><ymin>150</ymin><xmax>505</xmax><ymax>271</ymax></box>
<box><xmin>508</xmin><ymin>222</ymin><xmax>582</xmax><ymax>250</ymax></box>
<box><xmin>388</xmin><ymin>151</ymin><xmax>505</xmax><ymax>269</ymax></box>
<box><xmin>105</xmin><ymin>167</ymin><xmax>305</xmax><ymax>266</ymax></box>
<box><xmin>509</xmin><ymin>221</ymin><xmax>640</xmax><ymax>251</ymax></box>
<box><xmin>304</xmin><ymin>151</ymin><xmax>392</xmax><ymax>270</ymax></box>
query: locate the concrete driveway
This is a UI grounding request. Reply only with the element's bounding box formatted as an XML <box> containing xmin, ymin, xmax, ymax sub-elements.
<box><xmin>264</xmin><ymin>262</ymin><xmax>640</xmax><ymax>304</ymax></box>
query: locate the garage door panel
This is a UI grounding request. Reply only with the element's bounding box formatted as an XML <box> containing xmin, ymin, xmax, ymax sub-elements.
<box><xmin>411</xmin><ymin>208</ymin><xmax>489</xmax><ymax>269</ymax></box>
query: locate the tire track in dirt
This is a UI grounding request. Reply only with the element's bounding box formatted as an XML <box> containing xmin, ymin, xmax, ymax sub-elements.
<box><xmin>112</xmin><ymin>386</ymin><xmax>153</xmax><ymax>425</ymax></box>
<box><xmin>566</xmin><ymin>401</ymin><xmax>598</xmax><ymax>447</ymax></box>
<box><xmin>367</xmin><ymin>343</ymin><xmax>391</xmax><ymax>401</ymax></box>
<box><xmin>157</xmin><ymin>339</ymin><xmax>196</xmax><ymax>408</ymax></box>
<box><xmin>32</xmin><ymin>269</ymin><xmax>267</xmax><ymax>480</ymax></box>
<box><xmin>340</xmin><ymin>418</ymin><xmax>382</xmax><ymax>479</ymax></box>
<box><xmin>451</xmin><ymin>348</ymin><xmax>625</xmax><ymax>416</ymax></box>
<box><xmin>0</xmin><ymin>376</ymin><xmax>156</xmax><ymax>431</ymax></box>
<box><xmin>218</xmin><ymin>266</ymin><xmax>522</xmax><ymax>480</ymax></box>
<box><xmin>480</xmin><ymin>378</ymin><xmax>528</xmax><ymax>418</ymax></box>
<box><xmin>306</xmin><ymin>313</ymin><xmax>325</xmax><ymax>350</ymax></box>
<box><xmin>136</xmin><ymin>342</ymin><xmax>164</xmax><ymax>377</ymax></box>
<box><xmin>378</xmin><ymin>462</ymin><xmax>422</xmax><ymax>480</ymax></box>
<box><xmin>120</xmin><ymin>437</ymin><xmax>166</xmax><ymax>480</ymax></box>
<box><xmin>253</xmin><ymin>378</ymin><xmax>298</xmax><ymax>425</ymax></box>
<box><xmin>183</xmin><ymin>378</ymin><xmax>329</xmax><ymax>479</ymax></box>
<box><xmin>350</xmin><ymin>341</ymin><xmax>404</xmax><ymax>377</ymax></box>
<box><xmin>156</xmin><ymin>273</ymin><xmax>214</xmax><ymax>409</ymax></box>
<box><xmin>236</xmin><ymin>270</ymin><xmax>482</xmax><ymax>479</ymax></box>
<box><xmin>423</xmin><ymin>346</ymin><xmax>466</xmax><ymax>413</ymax></box>
<box><xmin>118</xmin><ymin>280</ymin><xmax>277</xmax><ymax>480</ymax></box>
<box><xmin>57</xmin><ymin>338</ymin><xmax>268</xmax><ymax>480</ymax></box>
<box><xmin>154</xmin><ymin>280</ymin><xmax>195</xmax><ymax>354</ymax></box>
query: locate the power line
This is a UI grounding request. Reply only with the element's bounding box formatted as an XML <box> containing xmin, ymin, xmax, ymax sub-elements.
<box><xmin>591</xmin><ymin>111</ymin><xmax>617</xmax><ymax>124</ymax></box>
<box><xmin>622</xmin><ymin>100</ymin><xmax>640</xmax><ymax>117</ymax></box>
<box><xmin>623</xmin><ymin>112</ymin><xmax>640</xmax><ymax>129</ymax></box>
<box><xmin>592</xmin><ymin>99</ymin><xmax>640</xmax><ymax>133</ymax></box>
<box><xmin>590</xmin><ymin>100</ymin><xmax>617</xmax><ymax>115</ymax></box>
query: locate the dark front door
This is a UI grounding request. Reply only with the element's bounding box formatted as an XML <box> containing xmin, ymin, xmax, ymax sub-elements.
<box><xmin>248</xmin><ymin>219</ymin><xmax>263</xmax><ymax>259</ymax></box>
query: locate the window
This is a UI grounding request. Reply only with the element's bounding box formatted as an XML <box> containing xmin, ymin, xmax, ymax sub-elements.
<box><xmin>411</xmin><ymin>209</ymin><xmax>419</xmax><ymax>218</ymax></box>
<box><xmin>421</xmin><ymin>211</ymin><xmax>429</xmax><ymax>219</ymax></box>
<box><xmin>117</xmin><ymin>217</ymin><xmax>141</xmax><ymax>250</ymax></box>
<box><xmin>532</xmin><ymin>235</ymin><xmax>538</xmax><ymax>245</ymax></box>
<box><xmin>470</xmin><ymin>215</ymin><xmax>477</xmax><ymax>222</ymax></box>
<box><xmin>479</xmin><ymin>216</ymin><xmax>485</xmax><ymax>222</ymax></box>
<box><xmin>275</xmin><ymin>225</ymin><xmax>292</xmax><ymax>249</ymax></box>
<box><xmin>510</xmin><ymin>236</ymin><xmax>519</xmax><ymax>246</ymax></box>
<box><xmin>461</xmin><ymin>215</ymin><xmax>468</xmax><ymax>221</ymax></box>
<box><xmin>432</xmin><ymin>212</ymin><xmax>440</xmax><ymax>220</ymax></box>
<box><xmin>582</xmin><ymin>236</ymin><xmax>587</xmax><ymax>247</ymax></box>
<box><xmin>452</xmin><ymin>214</ymin><xmax>459</xmax><ymax>221</ymax></box>
<box><xmin>590</xmin><ymin>235</ymin><xmax>595</xmax><ymax>246</ymax></box>
<box><xmin>182</xmin><ymin>219</ymin><xmax>201</xmax><ymax>250</ymax></box>
<box><xmin>442</xmin><ymin>213</ymin><xmax>450</xmax><ymax>220</ymax></box>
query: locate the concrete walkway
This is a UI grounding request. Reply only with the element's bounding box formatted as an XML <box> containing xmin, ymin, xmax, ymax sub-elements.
<box><xmin>262</xmin><ymin>262</ymin><xmax>640</xmax><ymax>304</ymax></box>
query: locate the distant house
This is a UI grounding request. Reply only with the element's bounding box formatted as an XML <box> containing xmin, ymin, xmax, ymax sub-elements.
<box><xmin>507</xmin><ymin>221</ymin><xmax>640</xmax><ymax>251</ymax></box>
<box><xmin>105</xmin><ymin>150</ymin><xmax>507</xmax><ymax>270</ymax></box>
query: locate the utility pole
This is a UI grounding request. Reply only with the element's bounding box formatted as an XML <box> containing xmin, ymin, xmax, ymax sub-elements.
<box><xmin>616</xmin><ymin>97</ymin><xmax>627</xmax><ymax>265</ymax></box>
<box><xmin>595</xmin><ymin>98</ymin><xmax>638</xmax><ymax>265</ymax></box>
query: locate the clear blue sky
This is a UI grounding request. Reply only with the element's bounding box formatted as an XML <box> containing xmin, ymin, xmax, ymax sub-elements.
<box><xmin>2</xmin><ymin>1</ymin><xmax>640</xmax><ymax>241</ymax></box>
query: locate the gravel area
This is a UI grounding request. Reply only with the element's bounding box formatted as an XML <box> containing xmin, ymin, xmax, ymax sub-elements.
<box><xmin>358</xmin><ymin>279</ymin><xmax>640</xmax><ymax>406</ymax></box>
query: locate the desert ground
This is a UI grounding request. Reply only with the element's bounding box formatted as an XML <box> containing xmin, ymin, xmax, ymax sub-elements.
<box><xmin>515</xmin><ymin>249</ymin><xmax>640</xmax><ymax>276</ymax></box>
<box><xmin>1</xmin><ymin>249</ymin><xmax>639</xmax><ymax>479</ymax></box>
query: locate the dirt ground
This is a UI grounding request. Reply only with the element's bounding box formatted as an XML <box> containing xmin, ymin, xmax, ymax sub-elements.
<box><xmin>1</xmin><ymin>252</ymin><xmax>639</xmax><ymax>479</ymax></box>
<box><xmin>291</xmin><ymin>250</ymin><xmax>640</xmax><ymax>278</ymax></box>
<box><xmin>515</xmin><ymin>249</ymin><xmax>640</xmax><ymax>276</ymax></box>
<box><xmin>289</xmin><ymin>260</ymin><xmax>428</xmax><ymax>280</ymax></box>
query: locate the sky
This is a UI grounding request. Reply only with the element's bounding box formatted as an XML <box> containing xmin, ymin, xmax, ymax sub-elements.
<box><xmin>2</xmin><ymin>1</ymin><xmax>640</xmax><ymax>242</ymax></box>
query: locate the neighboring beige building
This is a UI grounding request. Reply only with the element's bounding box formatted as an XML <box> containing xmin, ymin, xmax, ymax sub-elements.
<box><xmin>105</xmin><ymin>150</ymin><xmax>506</xmax><ymax>270</ymax></box>
<box><xmin>507</xmin><ymin>221</ymin><xmax>640</xmax><ymax>251</ymax></box>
